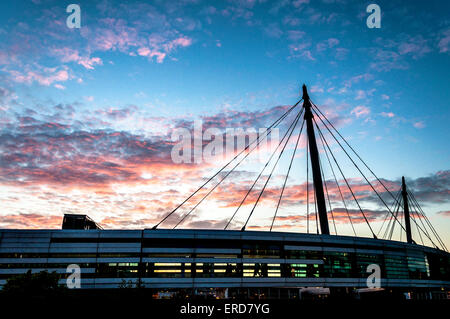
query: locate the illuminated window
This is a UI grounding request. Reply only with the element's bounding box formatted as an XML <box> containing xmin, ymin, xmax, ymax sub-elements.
<box><xmin>149</xmin><ymin>262</ymin><xmax>191</xmax><ymax>278</ymax></box>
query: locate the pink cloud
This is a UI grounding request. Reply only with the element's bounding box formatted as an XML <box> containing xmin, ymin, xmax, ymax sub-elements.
<box><xmin>316</xmin><ymin>38</ymin><xmax>339</xmax><ymax>52</ymax></box>
<box><xmin>137</xmin><ymin>47</ymin><xmax>166</xmax><ymax>63</ymax></box>
<box><xmin>301</xmin><ymin>50</ymin><xmax>315</xmax><ymax>61</ymax></box>
<box><xmin>92</xmin><ymin>18</ymin><xmax>140</xmax><ymax>52</ymax></box>
<box><xmin>283</xmin><ymin>16</ymin><xmax>301</xmax><ymax>26</ymax></box>
<box><xmin>355</xmin><ymin>90</ymin><xmax>366</xmax><ymax>100</ymax></box>
<box><xmin>351</xmin><ymin>105</ymin><xmax>370</xmax><ymax>118</ymax></box>
<box><xmin>51</xmin><ymin>47</ymin><xmax>103</xmax><ymax>70</ymax></box>
<box><xmin>287</xmin><ymin>30</ymin><xmax>306</xmax><ymax>42</ymax></box>
<box><xmin>8</xmin><ymin>68</ymin><xmax>69</xmax><ymax>86</ymax></box>
<box><xmin>137</xmin><ymin>36</ymin><xmax>192</xmax><ymax>63</ymax></box>
<box><xmin>380</xmin><ymin>112</ymin><xmax>395</xmax><ymax>118</ymax></box>
<box><xmin>0</xmin><ymin>213</ymin><xmax>62</xmax><ymax>229</ymax></box>
<box><xmin>310</xmin><ymin>85</ymin><xmax>324</xmax><ymax>93</ymax></box>
<box><xmin>166</xmin><ymin>36</ymin><xmax>193</xmax><ymax>50</ymax></box>
<box><xmin>343</xmin><ymin>73</ymin><xmax>374</xmax><ymax>89</ymax></box>
<box><xmin>413</xmin><ymin>121</ymin><xmax>425</xmax><ymax>129</ymax></box>
<box><xmin>437</xmin><ymin>210</ymin><xmax>450</xmax><ymax>217</ymax></box>
<box><xmin>264</xmin><ymin>23</ymin><xmax>283</xmax><ymax>38</ymax></box>
<box><xmin>292</xmin><ymin>0</ymin><xmax>310</xmax><ymax>8</ymax></box>
<box><xmin>79</xmin><ymin>57</ymin><xmax>102</xmax><ymax>69</ymax></box>
<box><xmin>397</xmin><ymin>36</ymin><xmax>431</xmax><ymax>58</ymax></box>
<box><xmin>438</xmin><ymin>29</ymin><xmax>450</xmax><ymax>53</ymax></box>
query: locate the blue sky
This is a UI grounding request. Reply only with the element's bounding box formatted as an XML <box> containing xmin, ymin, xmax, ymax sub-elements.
<box><xmin>0</xmin><ymin>0</ymin><xmax>449</xmax><ymax>248</ymax></box>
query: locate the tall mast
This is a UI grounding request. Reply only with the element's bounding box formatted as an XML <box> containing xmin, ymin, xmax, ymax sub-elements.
<box><xmin>401</xmin><ymin>176</ymin><xmax>413</xmax><ymax>244</ymax></box>
<box><xmin>302</xmin><ymin>84</ymin><xmax>330</xmax><ymax>235</ymax></box>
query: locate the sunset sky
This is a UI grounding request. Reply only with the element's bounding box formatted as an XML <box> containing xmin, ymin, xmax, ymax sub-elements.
<box><xmin>0</xmin><ymin>0</ymin><xmax>449</xmax><ymax>249</ymax></box>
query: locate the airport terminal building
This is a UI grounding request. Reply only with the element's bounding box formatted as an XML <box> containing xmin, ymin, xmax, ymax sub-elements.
<box><xmin>0</xmin><ymin>215</ymin><xmax>449</xmax><ymax>298</ymax></box>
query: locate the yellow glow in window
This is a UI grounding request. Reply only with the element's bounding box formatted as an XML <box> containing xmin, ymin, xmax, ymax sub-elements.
<box><xmin>154</xmin><ymin>263</ymin><xmax>181</xmax><ymax>266</ymax></box>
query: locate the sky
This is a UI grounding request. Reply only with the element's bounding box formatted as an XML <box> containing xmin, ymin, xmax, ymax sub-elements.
<box><xmin>0</xmin><ymin>0</ymin><xmax>449</xmax><ymax>249</ymax></box>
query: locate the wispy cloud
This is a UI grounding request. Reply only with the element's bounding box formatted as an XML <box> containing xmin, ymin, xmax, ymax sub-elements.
<box><xmin>413</xmin><ymin>121</ymin><xmax>425</xmax><ymax>129</ymax></box>
<box><xmin>351</xmin><ymin>105</ymin><xmax>370</xmax><ymax>118</ymax></box>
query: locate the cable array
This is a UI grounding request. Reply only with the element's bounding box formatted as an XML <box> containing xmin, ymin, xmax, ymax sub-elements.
<box><xmin>152</xmin><ymin>89</ymin><xmax>446</xmax><ymax>252</ymax></box>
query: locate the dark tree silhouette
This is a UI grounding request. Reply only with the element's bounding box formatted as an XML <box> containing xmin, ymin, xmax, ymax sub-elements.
<box><xmin>2</xmin><ymin>270</ymin><xmax>64</xmax><ymax>296</ymax></box>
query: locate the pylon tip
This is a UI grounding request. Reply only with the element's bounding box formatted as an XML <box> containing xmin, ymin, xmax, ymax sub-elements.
<box><xmin>302</xmin><ymin>84</ymin><xmax>309</xmax><ymax>100</ymax></box>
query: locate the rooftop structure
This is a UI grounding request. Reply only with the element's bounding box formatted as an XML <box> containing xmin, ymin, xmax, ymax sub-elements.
<box><xmin>62</xmin><ymin>214</ymin><xmax>103</xmax><ymax>230</ymax></box>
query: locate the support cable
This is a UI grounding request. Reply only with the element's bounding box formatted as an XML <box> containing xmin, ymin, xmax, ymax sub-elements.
<box><xmin>406</xmin><ymin>213</ymin><xmax>425</xmax><ymax>245</ymax></box>
<box><xmin>400</xmin><ymin>205</ymin><xmax>404</xmax><ymax>242</ymax></box>
<box><xmin>173</xmin><ymin>106</ymin><xmax>304</xmax><ymax>228</ymax></box>
<box><xmin>383</xmin><ymin>209</ymin><xmax>394</xmax><ymax>240</ymax></box>
<box><xmin>311</xmin><ymin>102</ymin><xmax>400</xmax><ymax>202</ymax></box>
<box><xmin>270</xmin><ymin>118</ymin><xmax>306</xmax><ymax>231</ymax></box>
<box><xmin>407</xmin><ymin>192</ymin><xmax>433</xmax><ymax>244</ymax></box>
<box><xmin>410</xmin><ymin>191</ymin><xmax>448</xmax><ymax>251</ymax></box>
<box><xmin>312</xmin><ymin>108</ymin><xmax>405</xmax><ymax>234</ymax></box>
<box><xmin>408</xmin><ymin>191</ymin><xmax>446</xmax><ymax>251</ymax></box>
<box><xmin>384</xmin><ymin>197</ymin><xmax>402</xmax><ymax>240</ymax></box>
<box><xmin>306</xmin><ymin>142</ymin><xmax>310</xmax><ymax>234</ymax></box>
<box><xmin>241</xmin><ymin>109</ymin><xmax>303</xmax><ymax>231</ymax></box>
<box><xmin>173</xmin><ymin>116</ymin><xmax>290</xmax><ymax>228</ymax></box>
<box><xmin>410</xmin><ymin>206</ymin><xmax>425</xmax><ymax>246</ymax></box>
<box><xmin>314</xmin><ymin>187</ymin><xmax>319</xmax><ymax>234</ymax></box>
<box><xmin>383</xmin><ymin>205</ymin><xmax>395</xmax><ymax>239</ymax></box>
<box><xmin>313</xmin><ymin>118</ymin><xmax>376</xmax><ymax>238</ymax></box>
<box><xmin>317</xmin><ymin>125</ymin><xmax>356</xmax><ymax>236</ymax></box>
<box><xmin>396</xmin><ymin>185</ymin><xmax>441</xmax><ymax>248</ymax></box>
<box><xmin>377</xmin><ymin>190</ymin><xmax>401</xmax><ymax>238</ymax></box>
<box><xmin>379</xmin><ymin>185</ymin><xmax>436</xmax><ymax>246</ymax></box>
<box><xmin>389</xmin><ymin>207</ymin><xmax>399</xmax><ymax>240</ymax></box>
<box><xmin>388</xmin><ymin>200</ymin><xmax>402</xmax><ymax>240</ymax></box>
<box><xmin>153</xmin><ymin>100</ymin><xmax>301</xmax><ymax>229</ymax></box>
<box><xmin>317</xmin><ymin>137</ymin><xmax>338</xmax><ymax>235</ymax></box>
<box><xmin>225</xmin><ymin>107</ymin><xmax>303</xmax><ymax>230</ymax></box>
<box><xmin>313</xmin><ymin>102</ymin><xmax>442</xmax><ymax>247</ymax></box>
<box><xmin>312</xmin><ymin>103</ymin><xmax>440</xmax><ymax>247</ymax></box>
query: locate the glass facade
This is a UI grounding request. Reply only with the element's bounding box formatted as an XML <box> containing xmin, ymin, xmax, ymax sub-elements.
<box><xmin>242</xmin><ymin>244</ymin><xmax>281</xmax><ymax>258</ymax></box>
<box><xmin>323</xmin><ymin>252</ymin><xmax>353</xmax><ymax>278</ymax></box>
<box><xmin>385</xmin><ymin>254</ymin><xmax>409</xmax><ymax>279</ymax></box>
<box><xmin>242</xmin><ymin>263</ymin><xmax>281</xmax><ymax>277</ymax></box>
<box><xmin>0</xmin><ymin>230</ymin><xmax>449</xmax><ymax>287</ymax></box>
<box><xmin>355</xmin><ymin>253</ymin><xmax>383</xmax><ymax>278</ymax></box>
<box><xmin>143</xmin><ymin>262</ymin><xmax>192</xmax><ymax>278</ymax></box>
<box><xmin>97</xmin><ymin>262</ymin><xmax>139</xmax><ymax>278</ymax></box>
<box><xmin>287</xmin><ymin>263</ymin><xmax>320</xmax><ymax>278</ymax></box>
<box><xmin>1</xmin><ymin>250</ymin><xmax>440</xmax><ymax>280</ymax></box>
<box><xmin>195</xmin><ymin>263</ymin><xmax>240</xmax><ymax>278</ymax></box>
<box><xmin>407</xmin><ymin>254</ymin><xmax>430</xmax><ymax>279</ymax></box>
